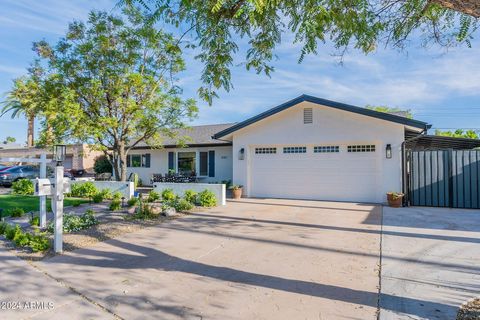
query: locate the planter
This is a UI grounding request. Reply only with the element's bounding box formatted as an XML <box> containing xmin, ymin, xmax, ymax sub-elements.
<box><xmin>387</xmin><ymin>193</ymin><xmax>404</xmax><ymax>208</ymax></box>
<box><xmin>232</xmin><ymin>188</ymin><xmax>243</xmax><ymax>199</ymax></box>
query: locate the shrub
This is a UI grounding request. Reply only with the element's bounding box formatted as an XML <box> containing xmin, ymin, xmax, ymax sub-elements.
<box><xmin>127</xmin><ymin>197</ymin><xmax>138</xmax><ymax>207</ymax></box>
<box><xmin>8</xmin><ymin>207</ymin><xmax>25</xmax><ymax>218</ymax></box>
<box><xmin>30</xmin><ymin>216</ymin><xmax>40</xmax><ymax>227</ymax></box>
<box><xmin>161</xmin><ymin>188</ymin><xmax>176</xmax><ymax>202</ymax></box>
<box><xmin>0</xmin><ymin>222</ymin><xmax>7</xmax><ymax>234</ymax></box>
<box><xmin>5</xmin><ymin>224</ymin><xmax>21</xmax><ymax>240</ymax></box>
<box><xmin>198</xmin><ymin>190</ymin><xmax>217</xmax><ymax>207</ymax></box>
<box><xmin>93</xmin><ymin>155</ymin><xmax>112</xmax><ymax>174</ymax></box>
<box><xmin>147</xmin><ymin>190</ymin><xmax>161</xmax><ymax>203</ymax></box>
<box><xmin>47</xmin><ymin>210</ymin><xmax>98</xmax><ymax>233</ymax></box>
<box><xmin>109</xmin><ymin>199</ymin><xmax>122</xmax><ymax>211</ymax></box>
<box><xmin>14</xmin><ymin>230</ymin><xmax>31</xmax><ymax>247</ymax></box>
<box><xmin>112</xmin><ymin>192</ymin><xmax>122</xmax><ymax>200</ymax></box>
<box><xmin>92</xmin><ymin>193</ymin><xmax>104</xmax><ymax>203</ymax></box>
<box><xmin>28</xmin><ymin>234</ymin><xmax>50</xmax><ymax>252</ymax></box>
<box><xmin>184</xmin><ymin>190</ymin><xmax>198</xmax><ymax>205</ymax></box>
<box><xmin>100</xmin><ymin>188</ymin><xmax>113</xmax><ymax>200</ymax></box>
<box><xmin>69</xmin><ymin>182</ymin><xmax>98</xmax><ymax>198</ymax></box>
<box><xmin>174</xmin><ymin>199</ymin><xmax>194</xmax><ymax>212</ymax></box>
<box><xmin>11</xmin><ymin>179</ymin><xmax>34</xmax><ymax>195</ymax></box>
<box><xmin>1</xmin><ymin>223</ymin><xmax>50</xmax><ymax>252</ymax></box>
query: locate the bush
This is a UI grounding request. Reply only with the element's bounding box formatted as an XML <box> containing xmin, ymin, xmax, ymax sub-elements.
<box><xmin>14</xmin><ymin>231</ymin><xmax>31</xmax><ymax>247</ymax></box>
<box><xmin>109</xmin><ymin>199</ymin><xmax>121</xmax><ymax>211</ymax></box>
<box><xmin>112</xmin><ymin>192</ymin><xmax>122</xmax><ymax>200</ymax></box>
<box><xmin>0</xmin><ymin>222</ymin><xmax>7</xmax><ymax>234</ymax></box>
<box><xmin>28</xmin><ymin>234</ymin><xmax>50</xmax><ymax>252</ymax></box>
<box><xmin>5</xmin><ymin>224</ymin><xmax>21</xmax><ymax>240</ymax></box>
<box><xmin>174</xmin><ymin>199</ymin><xmax>194</xmax><ymax>212</ymax></box>
<box><xmin>92</xmin><ymin>193</ymin><xmax>104</xmax><ymax>203</ymax></box>
<box><xmin>100</xmin><ymin>188</ymin><xmax>113</xmax><ymax>200</ymax></box>
<box><xmin>93</xmin><ymin>155</ymin><xmax>112</xmax><ymax>174</ymax></box>
<box><xmin>184</xmin><ymin>190</ymin><xmax>198</xmax><ymax>205</ymax></box>
<box><xmin>47</xmin><ymin>210</ymin><xmax>98</xmax><ymax>233</ymax></box>
<box><xmin>8</xmin><ymin>207</ymin><xmax>25</xmax><ymax>218</ymax></box>
<box><xmin>1</xmin><ymin>223</ymin><xmax>50</xmax><ymax>252</ymax></box>
<box><xmin>30</xmin><ymin>216</ymin><xmax>40</xmax><ymax>227</ymax></box>
<box><xmin>11</xmin><ymin>179</ymin><xmax>34</xmax><ymax>195</ymax></box>
<box><xmin>198</xmin><ymin>190</ymin><xmax>217</xmax><ymax>207</ymax></box>
<box><xmin>161</xmin><ymin>188</ymin><xmax>176</xmax><ymax>202</ymax></box>
<box><xmin>92</xmin><ymin>188</ymin><xmax>115</xmax><ymax>203</ymax></box>
<box><xmin>147</xmin><ymin>190</ymin><xmax>161</xmax><ymax>203</ymax></box>
<box><xmin>69</xmin><ymin>182</ymin><xmax>98</xmax><ymax>198</ymax></box>
<box><xmin>127</xmin><ymin>197</ymin><xmax>138</xmax><ymax>207</ymax></box>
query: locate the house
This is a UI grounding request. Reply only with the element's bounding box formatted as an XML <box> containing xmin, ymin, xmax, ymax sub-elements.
<box><xmin>127</xmin><ymin>94</ymin><xmax>436</xmax><ymax>203</ymax></box>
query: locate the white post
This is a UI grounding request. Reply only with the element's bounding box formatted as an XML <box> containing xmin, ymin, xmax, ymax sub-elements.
<box><xmin>54</xmin><ymin>165</ymin><xmax>64</xmax><ymax>254</ymax></box>
<box><xmin>39</xmin><ymin>154</ymin><xmax>47</xmax><ymax>228</ymax></box>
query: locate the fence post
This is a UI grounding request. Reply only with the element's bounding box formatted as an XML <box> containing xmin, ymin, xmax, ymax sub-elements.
<box><xmin>448</xmin><ymin>149</ymin><xmax>454</xmax><ymax>208</ymax></box>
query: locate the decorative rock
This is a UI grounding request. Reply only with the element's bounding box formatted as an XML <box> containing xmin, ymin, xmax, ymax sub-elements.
<box><xmin>163</xmin><ymin>207</ymin><xmax>178</xmax><ymax>217</ymax></box>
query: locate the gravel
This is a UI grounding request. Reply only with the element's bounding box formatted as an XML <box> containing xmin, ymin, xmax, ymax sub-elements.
<box><xmin>457</xmin><ymin>298</ymin><xmax>480</xmax><ymax>320</ymax></box>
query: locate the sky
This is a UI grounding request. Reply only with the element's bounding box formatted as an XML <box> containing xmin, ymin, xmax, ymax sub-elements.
<box><xmin>1</xmin><ymin>0</ymin><xmax>480</xmax><ymax>145</ymax></box>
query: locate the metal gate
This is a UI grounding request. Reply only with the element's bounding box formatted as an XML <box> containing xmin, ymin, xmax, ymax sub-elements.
<box><xmin>408</xmin><ymin>149</ymin><xmax>480</xmax><ymax>208</ymax></box>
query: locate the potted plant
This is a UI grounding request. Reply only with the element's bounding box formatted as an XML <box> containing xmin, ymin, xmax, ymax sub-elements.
<box><xmin>386</xmin><ymin>192</ymin><xmax>404</xmax><ymax>208</ymax></box>
<box><xmin>229</xmin><ymin>185</ymin><xmax>243</xmax><ymax>199</ymax></box>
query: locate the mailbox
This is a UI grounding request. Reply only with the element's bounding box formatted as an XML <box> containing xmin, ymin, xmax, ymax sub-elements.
<box><xmin>34</xmin><ymin>178</ymin><xmax>52</xmax><ymax>196</ymax></box>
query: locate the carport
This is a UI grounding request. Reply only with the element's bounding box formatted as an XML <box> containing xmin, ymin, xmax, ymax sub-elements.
<box><xmin>402</xmin><ymin>134</ymin><xmax>480</xmax><ymax>209</ymax></box>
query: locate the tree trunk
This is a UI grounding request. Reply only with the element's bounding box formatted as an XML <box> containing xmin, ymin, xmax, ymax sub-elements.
<box><xmin>27</xmin><ymin>113</ymin><xmax>35</xmax><ymax>147</ymax></box>
<box><xmin>112</xmin><ymin>152</ymin><xmax>121</xmax><ymax>181</ymax></box>
<box><xmin>116</xmin><ymin>141</ymin><xmax>128</xmax><ymax>182</ymax></box>
<box><xmin>431</xmin><ymin>0</ymin><xmax>480</xmax><ymax>17</ymax></box>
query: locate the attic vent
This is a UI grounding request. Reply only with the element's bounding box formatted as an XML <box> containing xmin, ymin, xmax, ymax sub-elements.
<box><xmin>304</xmin><ymin>108</ymin><xmax>313</xmax><ymax>124</ymax></box>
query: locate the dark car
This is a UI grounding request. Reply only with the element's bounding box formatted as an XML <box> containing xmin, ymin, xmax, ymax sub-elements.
<box><xmin>0</xmin><ymin>165</ymin><xmax>40</xmax><ymax>187</ymax></box>
<box><xmin>0</xmin><ymin>165</ymin><xmax>12</xmax><ymax>172</ymax></box>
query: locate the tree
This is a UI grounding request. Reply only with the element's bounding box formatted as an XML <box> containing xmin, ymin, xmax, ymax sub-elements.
<box><xmin>33</xmin><ymin>9</ymin><xmax>197</xmax><ymax>181</ymax></box>
<box><xmin>1</xmin><ymin>74</ymin><xmax>42</xmax><ymax>147</ymax></box>
<box><xmin>121</xmin><ymin>0</ymin><xmax>479</xmax><ymax>103</ymax></box>
<box><xmin>2</xmin><ymin>136</ymin><xmax>16</xmax><ymax>144</ymax></box>
<box><xmin>93</xmin><ymin>155</ymin><xmax>113</xmax><ymax>174</ymax></box>
<box><xmin>435</xmin><ymin>129</ymin><xmax>479</xmax><ymax>139</ymax></box>
<box><xmin>365</xmin><ymin>105</ymin><xmax>413</xmax><ymax>119</ymax></box>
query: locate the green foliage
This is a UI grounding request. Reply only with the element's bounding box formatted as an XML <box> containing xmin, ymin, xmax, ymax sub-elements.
<box><xmin>7</xmin><ymin>207</ymin><xmax>25</xmax><ymax>218</ymax></box>
<box><xmin>147</xmin><ymin>190</ymin><xmax>161</xmax><ymax>202</ymax></box>
<box><xmin>435</xmin><ymin>129</ymin><xmax>479</xmax><ymax>139</ymax></box>
<box><xmin>11</xmin><ymin>179</ymin><xmax>34</xmax><ymax>195</ymax></box>
<box><xmin>92</xmin><ymin>193</ymin><xmax>104</xmax><ymax>203</ymax></box>
<box><xmin>161</xmin><ymin>188</ymin><xmax>176</xmax><ymax>202</ymax></box>
<box><xmin>93</xmin><ymin>155</ymin><xmax>113</xmax><ymax>174</ymax></box>
<box><xmin>0</xmin><ymin>223</ymin><xmax>50</xmax><ymax>252</ymax></box>
<box><xmin>92</xmin><ymin>189</ymin><xmax>115</xmax><ymax>203</ymax></box>
<box><xmin>28</xmin><ymin>234</ymin><xmax>50</xmax><ymax>252</ymax></box>
<box><xmin>109</xmin><ymin>199</ymin><xmax>122</xmax><ymax>211</ymax></box>
<box><xmin>47</xmin><ymin>210</ymin><xmax>98</xmax><ymax>233</ymax></box>
<box><xmin>183</xmin><ymin>190</ymin><xmax>198</xmax><ymax>205</ymax></box>
<box><xmin>3</xmin><ymin>136</ymin><xmax>16</xmax><ymax>144</ymax></box>
<box><xmin>0</xmin><ymin>222</ymin><xmax>7</xmax><ymax>234</ymax></box>
<box><xmin>174</xmin><ymin>198</ymin><xmax>194</xmax><ymax>212</ymax></box>
<box><xmin>100</xmin><ymin>189</ymin><xmax>113</xmax><ymax>200</ymax></box>
<box><xmin>30</xmin><ymin>216</ymin><xmax>40</xmax><ymax>227</ymax></box>
<box><xmin>5</xmin><ymin>224</ymin><xmax>21</xmax><ymax>240</ymax></box>
<box><xmin>221</xmin><ymin>180</ymin><xmax>232</xmax><ymax>189</ymax></box>
<box><xmin>228</xmin><ymin>185</ymin><xmax>243</xmax><ymax>190</ymax></box>
<box><xmin>32</xmin><ymin>9</ymin><xmax>197</xmax><ymax>181</ymax></box>
<box><xmin>365</xmin><ymin>105</ymin><xmax>413</xmax><ymax>119</ymax></box>
<box><xmin>122</xmin><ymin>0</ymin><xmax>478</xmax><ymax>104</ymax></box>
<box><xmin>112</xmin><ymin>192</ymin><xmax>122</xmax><ymax>200</ymax></box>
<box><xmin>127</xmin><ymin>197</ymin><xmax>138</xmax><ymax>207</ymax></box>
<box><xmin>198</xmin><ymin>190</ymin><xmax>217</xmax><ymax>207</ymax></box>
<box><xmin>69</xmin><ymin>182</ymin><xmax>98</xmax><ymax>198</ymax></box>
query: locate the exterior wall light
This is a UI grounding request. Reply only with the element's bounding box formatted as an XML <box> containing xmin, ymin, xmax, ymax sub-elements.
<box><xmin>238</xmin><ymin>148</ymin><xmax>245</xmax><ymax>160</ymax></box>
<box><xmin>53</xmin><ymin>144</ymin><xmax>67</xmax><ymax>166</ymax></box>
<box><xmin>386</xmin><ymin>144</ymin><xmax>392</xmax><ymax>159</ymax></box>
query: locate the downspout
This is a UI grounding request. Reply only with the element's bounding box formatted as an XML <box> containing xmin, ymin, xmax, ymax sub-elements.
<box><xmin>401</xmin><ymin>126</ymin><xmax>430</xmax><ymax>206</ymax></box>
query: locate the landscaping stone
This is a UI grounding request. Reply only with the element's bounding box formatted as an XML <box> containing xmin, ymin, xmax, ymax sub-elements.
<box><xmin>163</xmin><ymin>206</ymin><xmax>178</xmax><ymax>217</ymax></box>
<box><xmin>457</xmin><ymin>298</ymin><xmax>480</xmax><ymax>320</ymax></box>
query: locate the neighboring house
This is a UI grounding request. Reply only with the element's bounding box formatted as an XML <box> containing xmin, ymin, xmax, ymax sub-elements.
<box><xmin>0</xmin><ymin>144</ymin><xmax>102</xmax><ymax>173</ymax></box>
<box><xmin>212</xmin><ymin>95</ymin><xmax>430</xmax><ymax>203</ymax></box>
<box><xmin>126</xmin><ymin>124</ymin><xmax>234</xmax><ymax>185</ymax></box>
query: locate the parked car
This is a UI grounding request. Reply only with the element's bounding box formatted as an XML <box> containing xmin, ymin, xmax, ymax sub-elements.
<box><xmin>0</xmin><ymin>165</ymin><xmax>40</xmax><ymax>187</ymax></box>
<box><xmin>0</xmin><ymin>165</ymin><xmax>12</xmax><ymax>172</ymax></box>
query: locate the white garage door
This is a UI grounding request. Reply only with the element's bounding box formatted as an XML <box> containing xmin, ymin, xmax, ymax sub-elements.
<box><xmin>250</xmin><ymin>145</ymin><xmax>379</xmax><ymax>203</ymax></box>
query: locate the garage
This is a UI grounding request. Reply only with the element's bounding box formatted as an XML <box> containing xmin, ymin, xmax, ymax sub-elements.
<box><xmin>250</xmin><ymin>144</ymin><xmax>379</xmax><ymax>202</ymax></box>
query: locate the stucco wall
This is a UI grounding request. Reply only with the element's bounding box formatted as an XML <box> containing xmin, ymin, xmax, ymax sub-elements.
<box><xmin>230</xmin><ymin>101</ymin><xmax>406</xmax><ymax>203</ymax></box>
<box><xmin>126</xmin><ymin>146</ymin><xmax>233</xmax><ymax>186</ymax></box>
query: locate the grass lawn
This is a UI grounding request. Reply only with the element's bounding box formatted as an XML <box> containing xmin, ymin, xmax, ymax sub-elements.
<box><xmin>0</xmin><ymin>195</ymin><xmax>90</xmax><ymax>215</ymax></box>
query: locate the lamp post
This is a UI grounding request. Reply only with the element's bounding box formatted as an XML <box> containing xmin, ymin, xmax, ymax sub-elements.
<box><xmin>53</xmin><ymin>144</ymin><xmax>66</xmax><ymax>254</ymax></box>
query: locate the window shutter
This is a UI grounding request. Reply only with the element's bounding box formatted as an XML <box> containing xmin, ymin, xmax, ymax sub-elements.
<box><xmin>208</xmin><ymin>150</ymin><xmax>215</xmax><ymax>177</ymax></box>
<box><xmin>168</xmin><ymin>152</ymin><xmax>175</xmax><ymax>171</ymax></box>
<box><xmin>126</xmin><ymin>155</ymin><xmax>131</xmax><ymax>167</ymax></box>
<box><xmin>145</xmin><ymin>154</ymin><xmax>151</xmax><ymax>168</ymax></box>
<box><xmin>199</xmin><ymin>152</ymin><xmax>208</xmax><ymax>176</ymax></box>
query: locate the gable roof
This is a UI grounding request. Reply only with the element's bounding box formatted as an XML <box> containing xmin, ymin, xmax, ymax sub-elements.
<box><xmin>132</xmin><ymin>123</ymin><xmax>235</xmax><ymax>149</ymax></box>
<box><xmin>213</xmin><ymin>95</ymin><xmax>430</xmax><ymax>139</ymax></box>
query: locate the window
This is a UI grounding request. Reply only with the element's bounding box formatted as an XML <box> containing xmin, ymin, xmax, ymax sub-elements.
<box><xmin>127</xmin><ymin>154</ymin><xmax>150</xmax><ymax>167</ymax></box>
<box><xmin>283</xmin><ymin>146</ymin><xmax>307</xmax><ymax>154</ymax></box>
<box><xmin>347</xmin><ymin>145</ymin><xmax>376</xmax><ymax>153</ymax></box>
<box><xmin>199</xmin><ymin>151</ymin><xmax>208</xmax><ymax>176</ymax></box>
<box><xmin>314</xmin><ymin>146</ymin><xmax>339</xmax><ymax>153</ymax></box>
<box><xmin>177</xmin><ymin>152</ymin><xmax>196</xmax><ymax>175</ymax></box>
<box><xmin>255</xmin><ymin>147</ymin><xmax>277</xmax><ymax>154</ymax></box>
<box><xmin>304</xmin><ymin>108</ymin><xmax>313</xmax><ymax>124</ymax></box>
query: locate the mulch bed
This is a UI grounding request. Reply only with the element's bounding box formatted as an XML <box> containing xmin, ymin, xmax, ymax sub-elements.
<box><xmin>457</xmin><ymin>298</ymin><xmax>480</xmax><ymax>320</ymax></box>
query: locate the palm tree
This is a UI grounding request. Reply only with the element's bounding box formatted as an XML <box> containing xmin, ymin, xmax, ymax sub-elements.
<box><xmin>1</xmin><ymin>77</ymin><xmax>40</xmax><ymax>147</ymax></box>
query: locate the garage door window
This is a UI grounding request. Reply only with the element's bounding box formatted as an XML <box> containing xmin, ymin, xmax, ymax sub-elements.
<box><xmin>255</xmin><ymin>147</ymin><xmax>277</xmax><ymax>154</ymax></box>
<box><xmin>283</xmin><ymin>146</ymin><xmax>307</xmax><ymax>153</ymax></box>
<box><xmin>314</xmin><ymin>146</ymin><xmax>339</xmax><ymax>153</ymax></box>
<box><xmin>347</xmin><ymin>145</ymin><xmax>376</xmax><ymax>152</ymax></box>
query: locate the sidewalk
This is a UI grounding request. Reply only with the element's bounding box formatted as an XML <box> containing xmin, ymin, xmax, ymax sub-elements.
<box><xmin>0</xmin><ymin>245</ymin><xmax>114</xmax><ymax>320</ymax></box>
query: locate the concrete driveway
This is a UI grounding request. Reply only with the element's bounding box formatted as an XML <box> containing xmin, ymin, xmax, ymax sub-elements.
<box><xmin>380</xmin><ymin>206</ymin><xmax>480</xmax><ymax>319</ymax></box>
<box><xmin>29</xmin><ymin>199</ymin><xmax>382</xmax><ymax>320</ymax></box>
